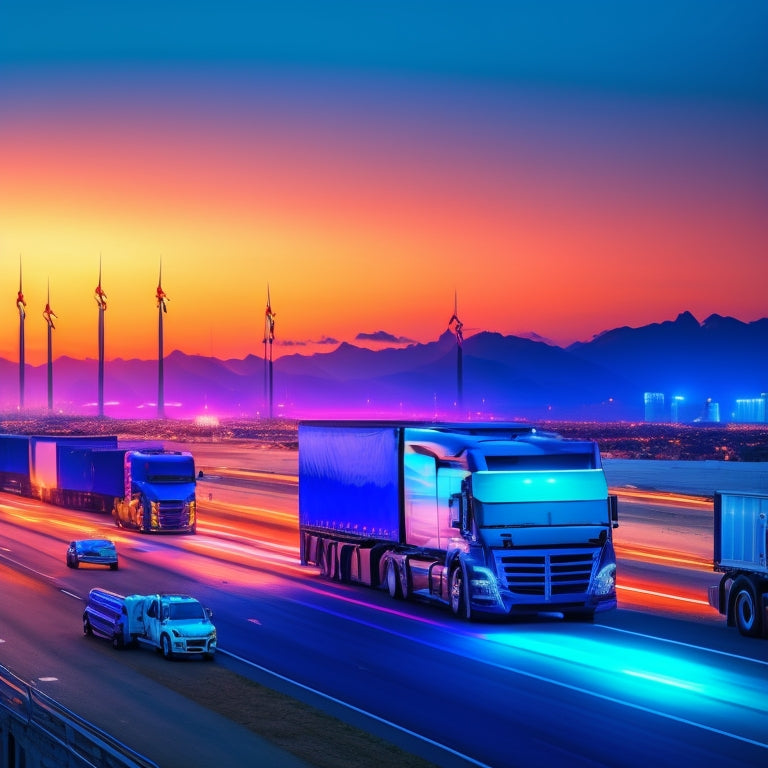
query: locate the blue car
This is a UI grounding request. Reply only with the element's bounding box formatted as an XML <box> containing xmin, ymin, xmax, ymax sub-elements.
<box><xmin>66</xmin><ymin>539</ymin><xmax>119</xmax><ymax>570</ymax></box>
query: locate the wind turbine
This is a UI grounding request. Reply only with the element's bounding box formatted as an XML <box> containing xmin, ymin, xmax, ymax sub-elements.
<box><xmin>16</xmin><ymin>257</ymin><xmax>26</xmax><ymax>409</ymax></box>
<box><xmin>263</xmin><ymin>285</ymin><xmax>276</xmax><ymax>418</ymax></box>
<box><xmin>43</xmin><ymin>280</ymin><xmax>57</xmax><ymax>411</ymax></box>
<box><xmin>94</xmin><ymin>257</ymin><xmax>108</xmax><ymax>418</ymax></box>
<box><xmin>156</xmin><ymin>260</ymin><xmax>169</xmax><ymax>419</ymax></box>
<box><xmin>448</xmin><ymin>290</ymin><xmax>464</xmax><ymax>414</ymax></box>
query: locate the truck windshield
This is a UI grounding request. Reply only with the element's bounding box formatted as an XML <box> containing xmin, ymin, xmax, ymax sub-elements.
<box><xmin>148</xmin><ymin>473</ymin><xmax>195</xmax><ymax>483</ymax></box>
<box><xmin>169</xmin><ymin>602</ymin><xmax>206</xmax><ymax>621</ymax></box>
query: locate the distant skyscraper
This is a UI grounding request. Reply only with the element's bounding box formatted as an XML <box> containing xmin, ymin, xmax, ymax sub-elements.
<box><xmin>670</xmin><ymin>395</ymin><xmax>685</xmax><ymax>424</ymax></box>
<box><xmin>702</xmin><ymin>398</ymin><xmax>721</xmax><ymax>423</ymax></box>
<box><xmin>735</xmin><ymin>398</ymin><xmax>766</xmax><ymax>423</ymax></box>
<box><xmin>643</xmin><ymin>392</ymin><xmax>665</xmax><ymax>422</ymax></box>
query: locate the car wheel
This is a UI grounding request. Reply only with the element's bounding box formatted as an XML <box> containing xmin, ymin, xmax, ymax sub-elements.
<box><xmin>110</xmin><ymin>562</ymin><xmax>118</xmax><ymax>571</ymax></box>
<box><xmin>161</xmin><ymin>633</ymin><xmax>174</xmax><ymax>660</ymax></box>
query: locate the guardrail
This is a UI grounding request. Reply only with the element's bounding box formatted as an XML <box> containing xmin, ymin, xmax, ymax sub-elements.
<box><xmin>1</xmin><ymin>664</ymin><xmax>158</xmax><ymax>768</ymax></box>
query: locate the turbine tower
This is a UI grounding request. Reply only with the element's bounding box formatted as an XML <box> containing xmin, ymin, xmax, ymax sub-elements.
<box><xmin>43</xmin><ymin>280</ymin><xmax>57</xmax><ymax>412</ymax></box>
<box><xmin>448</xmin><ymin>291</ymin><xmax>464</xmax><ymax>413</ymax></box>
<box><xmin>16</xmin><ymin>257</ymin><xmax>26</xmax><ymax>409</ymax></box>
<box><xmin>94</xmin><ymin>257</ymin><xmax>108</xmax><ymax>418</ymax></box>
<box><xmin>156</xmin><ymin>260</ymin><xmax>169</xmax><ymax>419</ymax></box>
<box><xmin>263</xmin><ymin>285</ymin><xmax>276</xmax><ymax>419</ymax></box>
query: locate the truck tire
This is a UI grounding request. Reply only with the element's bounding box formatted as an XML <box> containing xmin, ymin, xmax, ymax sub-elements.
<box><xmin>83</xmin><ymin>617</ymin><xmax>93</xmax><ymax>636</ymax></box>
<box><xmin>732</xmin><ymin>578</ymin><xmax>762</xmax><ymax>638</ymax></box>
<box><xmin>450</xmin><ymin>566</ymin><xmax>471</xmax><ymax>620</ymax></box>
<box><xmin>161</xmin><ymin>633</ymin><xmax>174</xmax><ymax>660</ymax></box>
<box><xmin>385</xmin><ymin>558</ymin><xmax>403</xmax><ymax>600</ymax></box>
<box><xmin>112</xmin><ymin>631</ymin><xmax>125</xmax><ymax>650</ymax></box>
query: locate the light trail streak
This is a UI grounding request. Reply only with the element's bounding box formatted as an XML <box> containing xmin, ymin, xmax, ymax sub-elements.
<box><xmin>612</xmin><ymin>488</ymin><xmax>712</xmax><ymax>508</ymax></box>
<box><xmin>615</xmin><ymin>544</ymin><xmax>712</xmax><ymax>569</ymax></box>
<box><xmin>617</xmin><ymin>584</ymin><xmax>709</xmax><ymax>606</ymax></box>
<box><xmin>200</xmin><ymin>467</ymin><xmax>298</xmax><ymax>485</ymax></box>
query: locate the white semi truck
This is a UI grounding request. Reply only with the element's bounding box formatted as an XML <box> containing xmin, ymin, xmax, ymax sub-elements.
<box><xmin>708</xmin><ymin>491</ymin><xmax>768</xmax><ymax>638</ymax></box>
<box><xmin>83</xmin><ymin>588</ymin><xmax>217</xmax><ymax>659</ymax></box>
<box><xmin>299</xmin><ymin>421</ymin><xmax>619</xmax><ymax>621</ymax></box>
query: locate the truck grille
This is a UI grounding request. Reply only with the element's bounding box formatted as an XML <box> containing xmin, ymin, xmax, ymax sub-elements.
<box><xmin>495</xmin><ymin>548</ymin><xmax>596</xmax><ymax>599</ymax></box>
<box><xmin>158</xmin><ymin>502</ymin><xmax>189</xmax><ymax>529</ymax></box>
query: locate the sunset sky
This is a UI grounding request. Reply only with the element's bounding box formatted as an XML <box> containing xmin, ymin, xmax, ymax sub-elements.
<box><xmin>1</xmin><ymin>2</ymin><xmax>766</xmax><ymax>366</ymax></box>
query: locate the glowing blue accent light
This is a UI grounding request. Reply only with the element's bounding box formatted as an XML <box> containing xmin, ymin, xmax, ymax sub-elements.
<box><xmin>622</xmin><ymin>669</ymin><xmax>704</xmax><ymax>693</ymax></box>
<box><xmin>472</xmin><ymin>469</ymin><xmax>608</xmax><ymax>503</ymax></box>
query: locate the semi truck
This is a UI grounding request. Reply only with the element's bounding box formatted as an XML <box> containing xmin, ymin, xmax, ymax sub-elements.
<box><xmin>707</xmin><ymin>491</ymin><xmax>768</xmax><ymax>638</ymax></box>
<box><xmin>299</xmin><ymin>421</ymin><xmax>619</xmax><ymax>621</ymax></box>
<box><xmin>83</xmin><ymin>588</ymin><xmax>217</xmax><ymax>659</ymax></box>
<box><xmin>0</xmin><ymin>434</ymin><xmax>197</xmax><ymax>533</ymax></box>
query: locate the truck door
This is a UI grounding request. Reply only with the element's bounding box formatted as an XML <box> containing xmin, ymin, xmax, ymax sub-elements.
<box><xmin>145</xmin><ymin>598</ymin><xmax>161</xmax><ymax>645</ymax></box>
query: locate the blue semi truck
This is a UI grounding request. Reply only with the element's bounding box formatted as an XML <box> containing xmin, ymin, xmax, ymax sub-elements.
<box><xmin>299</xmin><ymin>421</ymin><xmax>619</xmax><ymax>621</ymax></box>
<box><xmin>0</xmin><ymin>434</ymin><xmax>197</xmax><ymax>534</ymax></box>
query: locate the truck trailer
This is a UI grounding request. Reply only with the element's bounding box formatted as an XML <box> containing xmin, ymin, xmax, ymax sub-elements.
<box><xmin>708</xmin><ymin>491</ymin><xmax>768</xmax><ymax>638</ymax></box>
<box><xmin>83</xmin><ymin>588</ymin><xmax>217</xmax><ymax>659</ymax></box>
<box><xmin>0</xmin><ymin>434</ymin><xmax>197</xmax><ymax>533</ymax></box>
<box><xmin>299</xmin><ymin>421</ymin><xmax>618</xmax><ymax>621</ymax></box>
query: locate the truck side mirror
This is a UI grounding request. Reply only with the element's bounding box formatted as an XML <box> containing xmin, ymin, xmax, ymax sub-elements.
<box><xmin>609</xmin><ymin>495</ymin><xmax>619</xmax><ymax>528</ymax></box>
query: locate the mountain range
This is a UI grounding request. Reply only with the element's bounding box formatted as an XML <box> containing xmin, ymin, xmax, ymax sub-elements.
<box><xmin>1</xmin><ymin>312</ymin><xmax>766</xmax><ymax>422</ymax></box>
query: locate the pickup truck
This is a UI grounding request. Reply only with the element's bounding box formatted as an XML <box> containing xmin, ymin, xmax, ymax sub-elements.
<box><xmin>83</xmin><ymin>588</ymin><xmax>217</xmax><ymax>659</ymax></box>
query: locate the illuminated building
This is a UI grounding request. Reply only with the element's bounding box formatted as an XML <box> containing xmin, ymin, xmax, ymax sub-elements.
<box><xmin>734</xmin><ymin>397</ymin><xmax>766</xmax><ymax>423</ymax></box>
<box><xmin>670</xmin><ymin>395</ymin><xmax>684</xmax><ymax>424</ymax></box>
<box><xmin>643</xmin><ymin>392</ymin><xmax>665</xmax><ymax>422</ymax></box>
<box><xmin>702</xmin><ymin>398</ymin><xmax>720</xmax><ymax>423</ymax></box>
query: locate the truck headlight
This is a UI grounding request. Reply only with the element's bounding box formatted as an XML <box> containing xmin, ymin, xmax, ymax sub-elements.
<box><xmin>593</xmin><ymin>563</ymin><xmax>616</xmax><ymax>596</ymax></box>
<box><xmin>469</xmin><ymin>567</ymin><xmax>502</xmax><ymax>601</ymax></box>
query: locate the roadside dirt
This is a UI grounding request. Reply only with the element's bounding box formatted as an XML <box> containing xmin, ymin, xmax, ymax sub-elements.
<box><xmin>116</xmin><ymin>648</ymin><xmax>439</xmax><ymax>768</ymax></box>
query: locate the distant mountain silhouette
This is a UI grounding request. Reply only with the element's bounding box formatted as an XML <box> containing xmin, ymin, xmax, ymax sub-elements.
<box><xmin>1</xmin><ymin>312</ymin><xmax>766</xmax><ymax>422</ymax></box>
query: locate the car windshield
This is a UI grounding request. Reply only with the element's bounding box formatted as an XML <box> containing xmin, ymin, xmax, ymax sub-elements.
<box><xmin>79</xmin><ymin>540</ymin><xmax>113</xmax><ymax>551</ymax></box>
<box><xmin>169</xmin><ymin>602</ymin><xmax>206</xmax><ymax>621</ymax></box>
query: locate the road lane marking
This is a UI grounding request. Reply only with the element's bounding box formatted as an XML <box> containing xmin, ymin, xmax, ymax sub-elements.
<box><xmin>287</xmin><ymin>597</ymin><xmax>768</xmax><ymax>753</ymax></box>
<box><xmin>218</xmin><ymin>647</ymin><xmax>492</xmax><ymax>768</ymax></box>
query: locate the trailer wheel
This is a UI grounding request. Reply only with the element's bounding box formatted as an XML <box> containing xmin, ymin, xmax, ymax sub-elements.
<box><xmin>732</xmin><ymin>578</ymin><xmax>762</xmax><ymax>638</ymax></box>
<box><xmin>450</xmin><ymin>566</ymin><xmax>471</xmax><ymax>620</ymax></box>
<box><xmin>385</xmin><ymin>558</ymin><xmax>403</xmax><ymax>599</ymax></box>
<box><xmin>161</xmin><ymin>633</ymin><xmax>174</xmax><ymax>660</ymax></box>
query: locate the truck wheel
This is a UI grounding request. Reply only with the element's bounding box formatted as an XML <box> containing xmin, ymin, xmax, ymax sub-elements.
<box><xmin>385</xmin><ymin>558</ymin><xmax>403</xmax><ymax>600</ymax></box>
<box><xmin>733</xmin><ymin>578</ymin><xmax>762</xmax><ymax>638</ymax></box>
<box><xmin>112</xmin><ymin>632</ymin><xmax>125</xmax><ymax>650</ymax></box>
<box><xmin>83</xmin><ymin>617</ymin><xmax>93</xmax><ymax>636</ymax></box>
<box><xmin>450</xmin><ymin>566</ymin><xmax>471</xmax><ymax>620</ymax></box>
<box><xmin>161</xmin><ymin>633</ymin><xmax>174</xmax><ymax>660</ymax></box>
